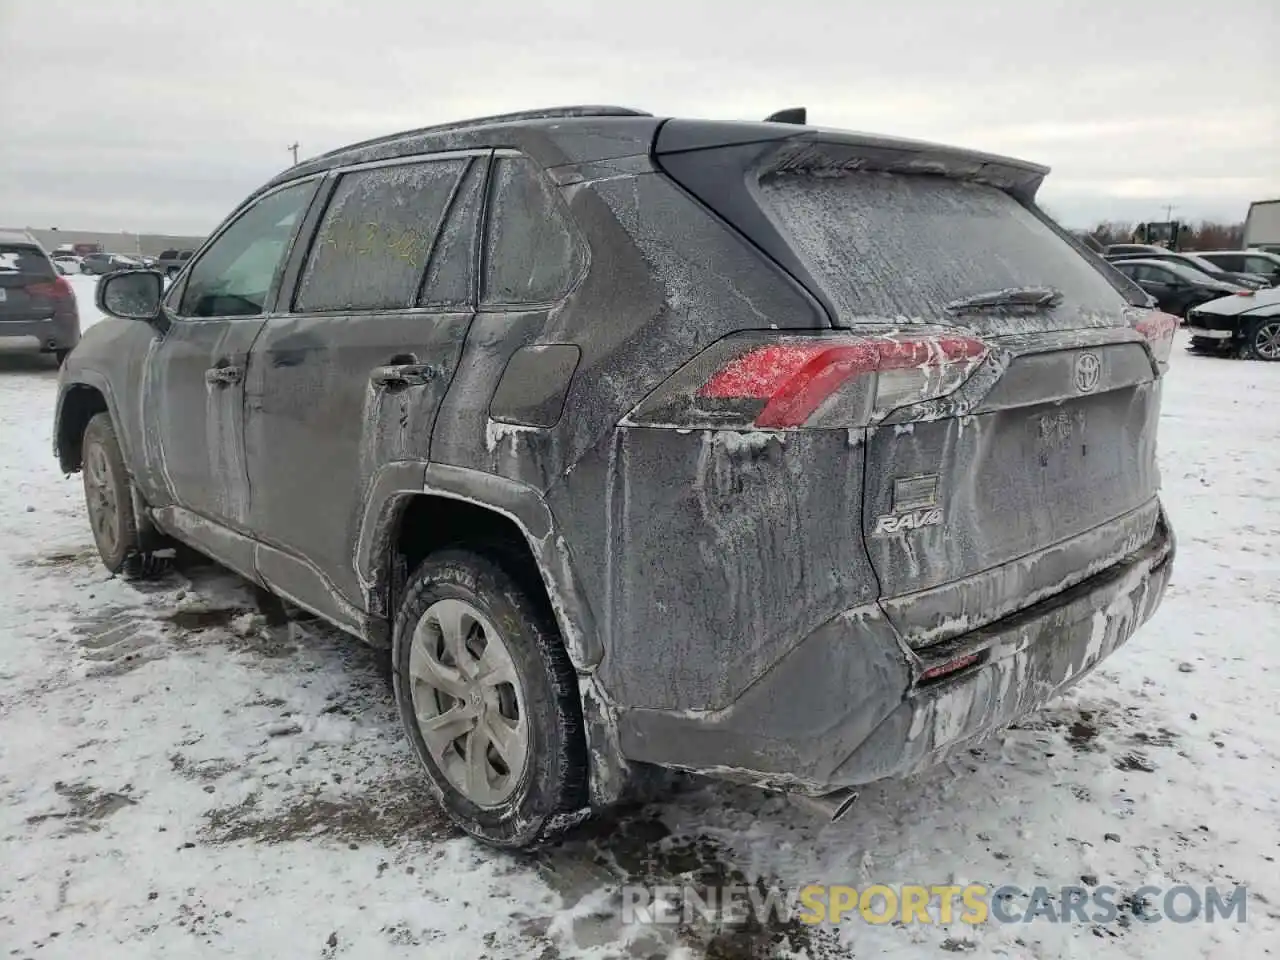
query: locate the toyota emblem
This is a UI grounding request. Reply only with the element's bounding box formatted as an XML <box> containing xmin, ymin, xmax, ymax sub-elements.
<box><xmin>1074</xmin><ymin>352</ymin><xmax>1101</xmax><ymax>393</ymax></box>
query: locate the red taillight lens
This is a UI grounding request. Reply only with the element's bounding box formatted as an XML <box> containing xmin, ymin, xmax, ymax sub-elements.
<box><xmin>1133</xmin><ymin>310</ymin><xmax>1177</xmax><ymax>368</ymax></box>
<box><xmin>26</xmin><ymin>276</ymin><xmax>75</xmax><ymax>299</ymax></box>
<box><xmin>629</xmin><ymin>332</ymin><xmax>988</xmax><ymax>430</ymax></box>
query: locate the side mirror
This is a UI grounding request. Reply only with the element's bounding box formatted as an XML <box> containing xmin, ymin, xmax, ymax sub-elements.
<box><xmin>97</xmin><ymin>269</ymin><xmax>164</xmax><ymax>322</ymax></box>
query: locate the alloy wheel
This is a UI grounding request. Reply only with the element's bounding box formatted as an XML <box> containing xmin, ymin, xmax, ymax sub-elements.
<box><xmin>407</xmin><ymin>598</ymin><xmax>529</xmax><ymax>807</ymax></box>
<box><xmin>84</xmin><ymin>441</ymin><xmax>120</xmax><ymax>558</ymax></box>
<box><xmin>1253</xmin><ymin>321</ymin><xmax>1280</xmax><ymax>360</ymax></box>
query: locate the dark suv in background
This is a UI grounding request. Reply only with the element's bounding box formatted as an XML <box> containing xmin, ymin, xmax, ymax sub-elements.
<box><xmin>154</xmin><ymin>249</ymin><xmax>194</xmax><ymax>279</ymax></box>
<box><xmin>0</xmin><ymin>230</ymin><xmax>80</xmax><ymax>363</ymax></box>
<box><xmin>54</xmin><ymin>107</ymin><xmax>1176</xmax><ymax>847</ymax></box>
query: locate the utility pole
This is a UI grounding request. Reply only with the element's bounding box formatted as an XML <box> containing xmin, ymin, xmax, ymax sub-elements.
<box><xmin>1163</xmin><ymin>204</ymin><xmax>1175</xmax><ymax>222</ymax></box>
<box><xmin>287</xmin><ymin>142</ymin><xmax>300</xmax><ymax>166</ymax></box>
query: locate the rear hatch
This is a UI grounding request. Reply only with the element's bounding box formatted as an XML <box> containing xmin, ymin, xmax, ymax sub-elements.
<box><xmin>656</xmin><ymin>123</ymin><xmax>1172</xmax><ymax>648</ymax></box>
<box><xmin>0</xmin><ymin>243</ymin><xmax>62</xmax><ymax>322</ymax></box>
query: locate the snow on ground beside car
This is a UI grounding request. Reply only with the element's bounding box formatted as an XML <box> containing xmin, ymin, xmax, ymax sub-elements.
<box><xmin>66</xmin><ymin>274</ymin><xmax>104</xmax><ymax>330</ymax></box>
<box><xmin>0</xmin><ymin>332</ymin><xmax>1276</xmax><ymax>959</ymax></box>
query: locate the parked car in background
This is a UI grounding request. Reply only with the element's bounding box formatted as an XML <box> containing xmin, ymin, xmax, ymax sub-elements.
<box><xmin>1106</xmin><ymin>249</ymin><xmax>1269</xmax><ymax>290</ymax></box>
<box><xmin>80</xmin><ymin>252</ymin><xmax>144</xmax><ymax>275</ymax></box>
<box><xmin>1185</xmin><ymin>287</ymin><xmax>1280</xmax><ymax>360</ymax></box>
<box><xmin>0</xmin><ymin>230</ymin><xmax>80</xmax><ymax>363</ymax></box>
<box><xmin>51</xmin><ymin>254</ymin><xmax>83</xmax><ymax>275</ymax></box>
<box><xmin>154</xmin><ymin>249</ymin><xmax>194</xmax><ymax>279</ymax></box>
<box><xmin>1110</xmin><ymin>259</ymin><xmax>1249</xmax><ymax>316</ymax></box>
<box><xmin>1105</xmin><ymin>243</ymin><xmax>1165</xmax><ymax>257</ymax></box>
<box><xmin>1194</xmin><ymin>250</ymin><xmax>1280</xmax><ymax>287</ymax></box>
<box><xmin>54</xmin><ymin>106</ymin><xmax>1176</xmax><ymax>847</ymax></box>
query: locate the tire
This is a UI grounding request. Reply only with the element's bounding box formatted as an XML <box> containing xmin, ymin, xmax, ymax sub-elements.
<box><xmin>1245</xmin><ymin>318</ymin><xmax>1280</xmax><ymax>361</ymax></box>
<box><xmin>392</xmin><ymin>548</ymin><xmax>587</xmax><ymax>847</ymax></box>
<box><xmin>81</xmin><ymin>413</ymin><xmax>165</xmax><ymax>578</ymax></box>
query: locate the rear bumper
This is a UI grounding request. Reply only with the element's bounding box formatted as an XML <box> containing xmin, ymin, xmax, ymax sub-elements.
<box><xmin>0</xmin><ymin>316</ymin><xmax>80</xmax><ymax>350</ymax></box>
<box><xmin>617</xmin><ymin>507</ymin><xmax>1174</xmax><ymax>794</ymax></box>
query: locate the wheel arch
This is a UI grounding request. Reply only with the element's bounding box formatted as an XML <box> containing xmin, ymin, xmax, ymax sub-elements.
<box><xmin>356</xmin><ymin>462</ymin><xmax>630</xmax><ymax>806</ymax></box>
<box><xmin>54</xmin><ymin>373</ymin><xmax>120</xmax><ymax>473</ymax></box>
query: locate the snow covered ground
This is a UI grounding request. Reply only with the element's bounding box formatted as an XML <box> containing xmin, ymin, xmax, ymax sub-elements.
<box><xmin>1</xmin><ymin>284</ymin><xmax>1276</xmax><ymax>958</ymax></box>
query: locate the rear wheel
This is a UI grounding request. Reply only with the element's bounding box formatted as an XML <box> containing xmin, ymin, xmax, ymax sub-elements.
<box><xmin>81</xmin><ymin>413</ymin><xmax>165</xmax><ymax>578</ymax></box>
<box><xmin>1245</xmin><ymin>318</ymin><xmax>1280</xmax><ymax>361</ymax></box>
<box><xmin>392</xmin><ymin>549</ymin><xmax>588</xmax><ymax>847</ymax></box>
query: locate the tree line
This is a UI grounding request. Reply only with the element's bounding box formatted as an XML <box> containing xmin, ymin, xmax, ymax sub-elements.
<box><xmin>1083</xmin><ymin>220</ymin><xmax>1245</xmax><ymax>250</ymax></box>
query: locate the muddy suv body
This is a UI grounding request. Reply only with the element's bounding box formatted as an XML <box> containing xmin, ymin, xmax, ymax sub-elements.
<box><xmin>54</xmin><ymin>107</ymin><xmax>1176</xmax><ymax>845</ymax></box>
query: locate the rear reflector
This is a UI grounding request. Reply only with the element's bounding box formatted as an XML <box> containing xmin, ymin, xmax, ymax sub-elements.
<box><xmin>1132</xmin><ymin>311</ymin><xmax>1177</xmax><ymax>368</ymax></box>
<box><xmin>695</xmin><ymin>334</ymin><xmax>987</xmax><ymax>428</ymax></box>
<box><xmin>918</xmin><ymin>652</ymin><xmax>981</xmax><ymax>683</ymax></box>
<box><xmin>26</xmin><ymin>276</ymin><xmax>75</xmax><ymax>299</ymax></box>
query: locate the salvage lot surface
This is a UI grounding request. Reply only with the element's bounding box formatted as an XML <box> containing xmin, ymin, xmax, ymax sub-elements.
<box><xmin>1</xmin><ymin>282</ymin><xmax>1277</xmax><ymax>958</ymax></box>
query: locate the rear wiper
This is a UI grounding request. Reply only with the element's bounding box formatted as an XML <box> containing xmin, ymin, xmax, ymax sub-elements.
<box><xmin>945</xmin><ymin>286</ymin><xmax>1063</xmax><ymax>313</ymax></box>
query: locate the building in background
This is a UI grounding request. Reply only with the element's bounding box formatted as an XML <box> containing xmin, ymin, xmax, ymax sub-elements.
<box><xmin>1</xmin><ymin>227</ymin><xmax>206</xmax><ymax>258</ymax></box>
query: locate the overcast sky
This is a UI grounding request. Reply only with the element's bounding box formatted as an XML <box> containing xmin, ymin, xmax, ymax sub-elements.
<box><xmin>2</xmin><ymin>0</ymin><xmax>1276</xmax><ymax>235</ymax></box>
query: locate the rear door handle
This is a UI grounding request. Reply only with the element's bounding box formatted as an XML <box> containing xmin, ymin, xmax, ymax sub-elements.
<box><xmin>205</xmin><ymin>365</ymin><xmax>243</xmax><ymax>386</ymax></box>
<box><xmin>370</xmin><ymin>363</ymin><xmax>436</xmax><ymax>387</ymax></box>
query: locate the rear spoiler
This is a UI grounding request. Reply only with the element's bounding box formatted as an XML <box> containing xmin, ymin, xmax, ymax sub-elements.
<box><xmin>654</xmin><ymin>120</ymin><xmax>1048</xmax><ymax>200</ymax></box>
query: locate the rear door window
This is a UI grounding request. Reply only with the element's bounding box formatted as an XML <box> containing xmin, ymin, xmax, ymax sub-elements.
<box><xmin>481</xmin><ymin>156</ymin><xmax>585</xmax><ymax>306</ymax></box>
<box><xmin>294</xmin><ymin>158</ymin><xmax>468</xmax><ymax>313</ymax></box>
<box><xmin>758</xmin><ymin>172</ymin><xmax>1134</xmax><ymax>324</ymax></box>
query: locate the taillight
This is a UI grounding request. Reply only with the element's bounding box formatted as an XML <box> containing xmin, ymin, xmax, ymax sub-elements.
<box><xmin>1132</xmin><ymin>310</ymin><xmax>1177</xmax><ymax>369</ymax></box>
<box><xmin>26</xmin><ymin>276</ymin><xmax>75</xmax><ymax>300</ymax></box>
<box><xmin>627</xmin><ymin>332</ymin><xmax>989</xmax><ymax>429</ymax></box>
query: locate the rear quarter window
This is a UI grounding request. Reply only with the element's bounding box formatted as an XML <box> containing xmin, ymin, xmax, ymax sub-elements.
<box><xmin>758</xmin><ymin>172</ymin><xmax>1133</xmax><ymax>323</ymax></box>
<box><xmin>481</xmin><ymin>156</ymin><xmax>585</xmax><ymax>306</ymax></box>
<box><xmin>295</xmin><ymin>158</ymin><xmax>469</xmax><ymax>313</ymax></box>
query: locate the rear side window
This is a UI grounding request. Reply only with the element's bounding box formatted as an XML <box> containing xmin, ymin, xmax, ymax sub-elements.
<box><xmin>0</xmin><ymin>245</ymin><xmax>54</xmax><ymax>278</ymax></box>
<box><xmin>417</xmin><ymin>158</ymin><xmax>484</xmax><ymax>308</ymax></box>
<box><xmin>758</xmin><ymin>172</ymin><xmax>1134</xmax><ymax>323</ymax></box>
<box><xmin>295</xmin><ymin>158</ymin><xmax>468</xmax><ymax>313</ymax></box>
<box><xmin>482</xmin><ymin>156</ymin><xmax>584</xmax><ymax>306</ymax></box>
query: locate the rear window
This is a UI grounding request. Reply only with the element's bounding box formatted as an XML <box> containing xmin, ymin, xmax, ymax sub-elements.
<box><xmin>758</xmin><ymin>172</ymin><xmax>1135</xmax><ymax>323</ymax></box>
<box><xmin>0</xmin><ymin>245</ymin><xmax>54</xmax><ymax>278</ymax></box>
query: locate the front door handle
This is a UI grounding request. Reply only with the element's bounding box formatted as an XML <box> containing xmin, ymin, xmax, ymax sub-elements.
<box><xmin>205</xmin><ymin>365</ymin><xmax>244</xmax><ymax>386</ymax></box>
<box><xmin>370</xmin><ymin>363</ymin><xmax>436</xmax><ymax>388</ymax></box>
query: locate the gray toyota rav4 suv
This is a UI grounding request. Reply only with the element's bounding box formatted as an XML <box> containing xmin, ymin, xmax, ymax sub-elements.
<box><xmin>54</xmin><ymin>106</ymin><xmax>1176</xmax><ymax>847</ymax></box>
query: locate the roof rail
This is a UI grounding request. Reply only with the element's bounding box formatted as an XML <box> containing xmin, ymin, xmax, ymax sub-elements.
<box><xmin>312</xmin><ymin>105</ymin><xmax>651</xmax><ymax>163</ymax></box>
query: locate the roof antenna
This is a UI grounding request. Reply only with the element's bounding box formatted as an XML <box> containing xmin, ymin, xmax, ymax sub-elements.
<box><xmin>764</xmin><ymin>107</ymin><xmax>807</xmax><ymax>125</ymax></box>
